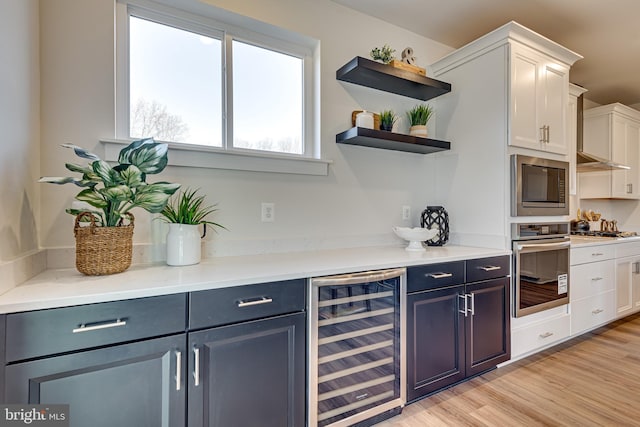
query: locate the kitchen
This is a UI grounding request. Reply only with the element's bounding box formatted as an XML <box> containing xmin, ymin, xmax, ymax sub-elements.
<box><xmin>3</xmin><ymin>0</ymin><xmax>640</xmax><ymax>426</ymax></box>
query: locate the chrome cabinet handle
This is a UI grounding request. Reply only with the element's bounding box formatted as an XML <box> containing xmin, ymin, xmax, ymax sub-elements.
<box><xmin>458</xmin><ymin>294</ymin><xmax>468</xmax><ymax>317</ymax></box>
<box><xmin>469</xmin><ymin>293</ymin><xmax>475</xmax><ymax>316</ymax></box>
<box><xmin>193</xmin><ymin>347</ymin><xmax>200</xmax><ymax>387</ymax></box>
<box><xmin>429</xmin><ymin>272</ymin><xmax>453</xmax><ymax>279</ymax></box>
<box><xmin>634</xmin><ymin>262</ymin><xmax>640</xmax><ymax>275</ymax></box>
<box><xmin>237</xmin><ymin>297</ymin><xmax>273</xmax><ymax>307</ymax></box>
<box><xmin>546</xmin><ymin>125</ymin><xmax>550</xmax><ymax>143</ymax></box>
<box><xmin>627</xmin><ymin>183</ymin><xmax>633</xmax><ymax>194</ymax></box>
<box><xmin>591</xmin><ymin>252</ymin><xmax>604</xmax><ymax>257</ymax></box>
<box><xmin>592</xmin><ymin>308</ymin><xmax>604</xmax><ymax>315</ymax></box>
<box><xmin>175</xmin><ymin>351</ymin><xmax>182</xmax><ymax>391</ymax></box>
<box><xmin>479</xmin><ymin>265</ymin><xmax>501</xmax><ymax>272</ymax></box>
<box><xmin>72</xmin><ymin>318</ymin><xmax>126</xmax><ymax>333</ymax></box>
<box><xmin>540</xmin><ymin>126</ymin><xmax>546</xmax><ymax>143</ymax></box>
<box><xmin>539</xmin><ymin>331</ymin><xmax>554</xmax><ymax>339</ymax></box>
<box><xmin>591</xmin><ymin>277</ymin><xmax>603</xmax><ymax>282</ymax></box>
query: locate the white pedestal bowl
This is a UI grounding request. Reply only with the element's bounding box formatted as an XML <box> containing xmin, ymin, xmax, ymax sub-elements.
<box><xmin>392</xmin><ymin>227</ymin><xmax>438</xmax><ymax>252</ymax></box>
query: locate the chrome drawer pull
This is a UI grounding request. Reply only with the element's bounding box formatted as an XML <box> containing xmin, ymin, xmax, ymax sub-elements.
<box><xmin>539</xmin><ymin>332</ymin><xmax>554</xmax><ymax>339</ymax></box>
<box><xmin>458</xmin><ymin>294</ymin><xmax>468</xmax><ymax>317</ymax></box>
<box><xmin>429</xmin><ymin>272</ymin><xmax>453</xmax><ymax>279</ymax></box>
<box><xmin>175</xmin><ymin>351</ymin><xmax>182</xmax><ymax>391</ymax></box>
<box><xmin>592</xmin><ymin>308</ymin><xmax>604</xmax><ymax>315</ymax></box>
<box><xmin>72</xmin><ymin>318</ymin><xmax>127</xmax><ymax>333</ymax></box>
<box><xmin>469</xmin><ymin>293</ymin><xmax>475</xmax><ymax>316</ymax></box>
<box><xmin>592</xmin><ymin>252</ymin><xmax>604</xmax><ymax>257</ymax></box>
<box><xmin>591</xmin><ymin>277</ymin><xmax>603</xmax><ymax>281</ymax></box>
<box><xmin>237</xmin><ymin>297</ymin><xmax>273</xmax><ymax>307</ymax></box>
<box><xmin>193</xmin><ymin>347</ymin><xmax>200</xmax><ymax>387</ymax></box>
<box><xmin>479</xmin><ymin>265</ymin><xmax>501</xmax><ymax>272</ymax></box>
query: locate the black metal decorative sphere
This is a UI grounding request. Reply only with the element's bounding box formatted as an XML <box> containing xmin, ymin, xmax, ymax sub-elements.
<box><xmin>420</xmin><ymin>206</ymin><xmax>449</xmax><ymax>246</ymax></box>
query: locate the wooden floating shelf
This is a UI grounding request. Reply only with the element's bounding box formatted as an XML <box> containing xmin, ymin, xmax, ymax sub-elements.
<box><xmin>336</xmin><ymin>56</ymin><xmax>451</xmax><ymax>101</ymax></box>
<box><xmin>336</xmin><ymin>127</ymin><xmax>450</xmax><ymax>155</ymax></box>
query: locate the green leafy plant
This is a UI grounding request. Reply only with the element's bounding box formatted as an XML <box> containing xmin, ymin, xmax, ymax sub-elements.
<box><xmin>407</xmin><ymin>104</ymin><xmax>434</xmax><ymax>126</ymax></box>
<box><xmin>39</xmin><ymin>138</ymin><xmax>180</xmax><ymax>227</ymax></box>
<box><xmin>159</xmin><ymin>188</ymin><xmax>226</xmax><ymax>234</ymax></box>
<box><xmin>379</xmin><ymin>110</ymin><xmax>398</xmax><ymax>131</ymax></box>
<box><xmin>370</xmin><ymin>44</ymin><xmax>395</xmax><ymax>64</ymax></box>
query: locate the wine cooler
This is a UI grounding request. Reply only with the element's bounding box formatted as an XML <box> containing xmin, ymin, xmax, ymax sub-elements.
<box><xmin>309</xmin><ymin>268</ymin><xmax>406</xmax><ymax>427</ymax></box>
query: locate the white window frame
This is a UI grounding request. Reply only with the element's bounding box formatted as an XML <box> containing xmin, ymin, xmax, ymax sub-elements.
<box><xmin>113</xmin><ymin>0</ymin><xmax>328</xmax><ymax>175</ymax></box>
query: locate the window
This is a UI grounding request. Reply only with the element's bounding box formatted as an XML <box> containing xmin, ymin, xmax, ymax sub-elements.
<box><xmin>115</xmin><ymin>0</ymin><xmax>320</xmax><ymax>167</ymax></box>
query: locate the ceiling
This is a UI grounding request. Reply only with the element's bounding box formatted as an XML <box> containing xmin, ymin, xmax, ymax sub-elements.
<box><xmin>332</xmin><ymin>0</ymin><xmax>640</xmax><ymax>107</ymax></box>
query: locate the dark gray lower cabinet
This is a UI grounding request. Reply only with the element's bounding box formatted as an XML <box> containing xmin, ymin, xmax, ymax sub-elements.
<box><xmin>407</xmin><ymin>285</ymin><xmax>465</xmax><ymax>401</ymax></box>
<box><xmin>187</xmin><ymin>312</ymin><xmax>305</xmax><ymax>427</ymax></box>
<box><xmin>4</xmin><ymin>334</ymin><xmax>186</xmax><ymax>427</ymax></box>
<box><xmin>407</xmin><ymin>257</ymin><xmax>510</xmax><ymax>402</ymax></box>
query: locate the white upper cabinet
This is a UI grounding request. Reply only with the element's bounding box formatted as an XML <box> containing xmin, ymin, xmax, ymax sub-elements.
<box><xmin>580</xmin><ymin>103</ymin><xmax>640</xmax><ymax>199</ymax></box>
<box><xmin>510</xmin><ymin>43</ymin><xmax>570</xmax><ymax>154</ymax></box>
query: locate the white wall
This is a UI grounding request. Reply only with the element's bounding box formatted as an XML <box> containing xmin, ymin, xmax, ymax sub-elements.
<box><xmin>37</xmin><ymin>0</ymin><xmax>454</xmax><ymax>262</ymax></box>
<box><xmin>0</xmin><ymin>0</ymin><xmax>42</xmax><ymax>282</ymax></box>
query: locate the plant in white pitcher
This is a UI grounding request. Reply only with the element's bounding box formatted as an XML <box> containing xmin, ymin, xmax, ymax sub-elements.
<box><xmin>406</xmin><ymin>103</ymin><xmax>433</xmax><ymax>137</ymax></box>
<box><xmin>159</xmin><ymin>188</ymin><xmax>226</xmax><ymax>266</ymax></box>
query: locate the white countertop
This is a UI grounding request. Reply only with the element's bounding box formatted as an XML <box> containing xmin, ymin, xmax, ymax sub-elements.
<box><xmin>0</xmin><ymin>244</ymin><xmax>509</xmax><ymax>314</ymax></box>
<box><xmin>570</xmin><ymin>235</ymin><xmax>640</xmax><ymax>247</ymax></box>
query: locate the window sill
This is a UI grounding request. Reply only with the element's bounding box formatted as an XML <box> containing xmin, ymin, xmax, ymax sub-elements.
<box><xmin>101</xmin><ymin>139</ymin><xmax>331</xmax><ymax>176</ymax></box>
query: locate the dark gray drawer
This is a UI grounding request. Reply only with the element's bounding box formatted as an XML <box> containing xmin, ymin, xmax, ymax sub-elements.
<box><xmin>407</xmin><ymin>261</ymin><xmax>465</xmax><ymax>293</ymax></box>
<box><xmin>189</xmin><ymin>279</ymin><xmax>305</xmax><ymax>329</ymax></box>
<box><xmin>6</xmin><ymin>293</ymin><xmax>187</xmax><ymax>363</ymax></box>
<box><xmin>466</xmin><ymin>255</ymin><xmax>510</xmax><ymax>283</ymax></box>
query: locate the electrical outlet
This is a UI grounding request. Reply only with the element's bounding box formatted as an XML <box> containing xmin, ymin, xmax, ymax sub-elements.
<box><xmin>261</xmin><ymin>202</ymin><xmax>275</xmax><ymax>222</ymax></box>
<box><xmin>402</xmin><ymin>205</ymin><xmax>411</xmax><ymax>220</ymax></box>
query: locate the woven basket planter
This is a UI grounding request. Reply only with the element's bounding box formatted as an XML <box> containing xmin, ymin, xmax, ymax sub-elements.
<box><xmin>74</xmin><ymin>212</ymin><xmax>134</xmax><ymax>276</ymax></box>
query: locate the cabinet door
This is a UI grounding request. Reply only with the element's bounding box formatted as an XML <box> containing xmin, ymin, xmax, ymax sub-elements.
<box><xmin>465</xmin><ymin>278</ymin><xmax>510</xmax><ymax>376</ymax></box>
<box><xmin>188</xmin><ymin>313</ymin><xmax>305</xmax><ymax>427</ymax></box>
<box><xmin>616</xmin><ymin>256</ymin><xmax>640</xmax><ymax>318</ymax></box>
<box><xmin>406</xmin><ymin>285</ymin><xmax>465</xmax><ymax>402</ymax></box>
<box><xmin>538</xmin><ymin>60</ymin><xmax>568</xmax><ymax>154</ymax></box>
<box><xmin>510</xmin><ymin>46</ymin><xmax>540</xmax><ymax>150</ymax></box>
<box><xmin>611</xmin><ymin>118</ymin><xmax>640</xmax><ymax>199</ymax></box>
<box><xmin>5</xmin><ymin>334</ymin><xmax>186</xmax><ymax>427</ymax></box>
<box><xmin>510</xmin><ymin>44</ymin><xmax>568</xmax><ymax>154</ymax></box>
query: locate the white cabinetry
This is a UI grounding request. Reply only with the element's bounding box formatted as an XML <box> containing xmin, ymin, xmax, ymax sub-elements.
<box><xmin>568</xmin><ymin>84</ymin><xmax>588</xmax><ymax>195</ymax></box>
<box><xmin>510</xmin><ymin>43</ymin><xmax>570</xmax><ymax>154</ymax></box>
<box><xmin>580</xmin><ymin>103</ymin><xmax>640</xmax><ymax>199</ymax></box>
<box><xmin>615</xmin><ymin>241</ymin><xmax>640</xmax><ymax>318</ymax></box>
<box><xmin>430</xmin><ymin>21</ymin><xmax>581</xmax><ymax>248</ymax></box>
<box><xmin>570</xmin><ymin>245</ymin><xmax>616</xmax><ymax>335</ymax></box>
<box><xmin>510</xmin><ymin>307</ymin><xmax>570</xmax><ymax>359</ymax></box>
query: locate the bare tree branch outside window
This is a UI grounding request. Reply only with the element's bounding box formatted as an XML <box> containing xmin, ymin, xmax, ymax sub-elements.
<box><xmin>131</xmin><ymin>99</ymin><xmax>189</xmax><ymax>142</ymax></box>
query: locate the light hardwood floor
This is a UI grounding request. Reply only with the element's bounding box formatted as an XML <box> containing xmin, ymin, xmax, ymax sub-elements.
<box><xmin>377</xmin><ymin>313</ymin><xmax>640</xmax><ymax>426</ymax></box>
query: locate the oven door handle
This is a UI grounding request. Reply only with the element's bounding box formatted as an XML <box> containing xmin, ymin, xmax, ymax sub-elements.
<box><xmin>515</xmin><ymin>240</ymin><xmax>570</xmax><ymax>253</ymax></box>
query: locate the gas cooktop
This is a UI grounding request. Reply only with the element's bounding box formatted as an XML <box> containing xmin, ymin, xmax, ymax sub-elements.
<box><xmin>571</xmin><ymin>230</ymin><xmax>638</xmax><ymax>238</ymax></box>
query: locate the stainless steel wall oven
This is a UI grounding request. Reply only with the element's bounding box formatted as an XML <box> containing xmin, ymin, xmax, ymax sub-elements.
<box><xmin>309</xmin><ymin>268</ymin><xmax>406</xmax><ymax>427</ymax></box>
<box><xmin>512</xmin><ymin>223</ymin><xmax>570</xmax><ymax>317</ymax></box>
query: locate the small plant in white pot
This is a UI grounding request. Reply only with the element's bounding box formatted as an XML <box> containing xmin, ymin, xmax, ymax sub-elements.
<box><xmin>159</xmin><ymin>188</ymin><xmax>226</xmax><ymax>266</ymax></box>
<box><xmin>407</xmin><ymin>103</ymin><xmax>434</xmax><ymax>137</ymax></box>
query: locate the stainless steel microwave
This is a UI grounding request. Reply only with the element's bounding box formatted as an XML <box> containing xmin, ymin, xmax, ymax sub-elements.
<box><xmin>511</xmin><ymin>155</ymin><xmax>569</xmax><ymax>216</ymax></box>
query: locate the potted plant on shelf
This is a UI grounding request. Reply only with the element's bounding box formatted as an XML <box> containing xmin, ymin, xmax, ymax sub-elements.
<box><xmin>407</xmin><ymin>103</ymin><xmax>434</xmax><ymax>137</ymax></box>
<box><xmin>370</xmin><ymin>44</ymin><xmax>395</xmax><ymax>64</ymax></box>
<box><xmin>39</xmin><ymin>138</ymin><xmax>180</xmax><ymax>276</ymax></box>
<box><xmin>158</xmin><ymin>188</ymin><xmax>226</xmax><ymax>266</ymax></box>
<box><xmin>379</xmin><ymin>110</ymin><xmax>398</xmax><ymax>132</ymax></box>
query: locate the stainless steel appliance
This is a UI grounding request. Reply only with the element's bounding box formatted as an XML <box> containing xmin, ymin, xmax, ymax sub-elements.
<box><xmin>309</xmin><ymin>268</ymin><xmax>406</xmax><ymax>427</ymax></box>
<box><xmin>512</xmin><ymin>223</ymin><xmax>570</xmax><ymax>317</ymax></box>
<box><xmin>511</xmin><ymin>155</ymin><xmax>569</xmax><ymax>216</ymax></box>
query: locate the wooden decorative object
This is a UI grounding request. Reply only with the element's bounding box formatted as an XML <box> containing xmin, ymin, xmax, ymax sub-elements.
<box><xmin>389</xmin><ymin>60</ymin><xmax>426</xmax><ymax>76</ymax></box>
